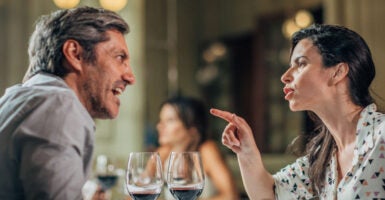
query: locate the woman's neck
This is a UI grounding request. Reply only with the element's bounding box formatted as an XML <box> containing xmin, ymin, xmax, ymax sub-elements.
<box><xmin>314</xmin><ymin>101</ymin><xmax>363</xmax><ymax>150</ymax></box>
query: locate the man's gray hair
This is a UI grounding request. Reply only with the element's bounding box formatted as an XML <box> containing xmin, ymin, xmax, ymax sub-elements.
<box><xmin>24</xmin><ymin>6</ymin><xmax>129</xmax><ymax>82</ymax></box>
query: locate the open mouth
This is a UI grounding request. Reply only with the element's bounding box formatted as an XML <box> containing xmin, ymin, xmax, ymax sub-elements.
<box><xmin>112</xmin><ymin>87</ymin><xmax>123</xmax><ymax>96</ymax></box>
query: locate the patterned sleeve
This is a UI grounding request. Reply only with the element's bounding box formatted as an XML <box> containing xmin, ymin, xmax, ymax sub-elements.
<box><xmin>272</xmin><ymin>156</ymin><xmax>315</xmax><ymax>200</ymax></box>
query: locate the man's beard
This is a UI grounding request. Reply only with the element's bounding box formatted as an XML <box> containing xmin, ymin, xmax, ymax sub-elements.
<box><xmin>83</xmin><ymin>80</ymin><xmax>111</xmax><ymax>119</ymax></box>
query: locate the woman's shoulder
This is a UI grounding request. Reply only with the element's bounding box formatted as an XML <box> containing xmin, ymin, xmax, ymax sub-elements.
<box><xmin>199</xmin><ymin>140</ymin><xmax>226</xmax><ymax>163</ymax></box>
<box><xmin>199</xmin><ymin>140</ymin><xmax>220</xmax><ymax>152</ymax></box>
<box><xmin>372</xmin><ymin>106</ymin><xmax>385</xmax><ymax>135</ymax></box>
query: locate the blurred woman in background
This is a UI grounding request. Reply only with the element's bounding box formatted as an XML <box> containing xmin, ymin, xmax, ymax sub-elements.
<box><xmin>156</xmin><ymin>96</ymin><xmax>239</xmax><ymax>200</ymax></box>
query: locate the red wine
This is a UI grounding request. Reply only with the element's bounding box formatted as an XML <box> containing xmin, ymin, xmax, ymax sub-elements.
<box><xmin>97</xmin><ymin>175</ymin><xmax>118</xmax><ymax>190</ymax></box>
<box><xmin>169</xmin><ymin>187</ymin><xmax>203</xmax><ymax>200</ymax></box>
<box><xmin>129</xmin><ymin>192</ymin><xmax>160</xmax><ymax>200</ymax></box>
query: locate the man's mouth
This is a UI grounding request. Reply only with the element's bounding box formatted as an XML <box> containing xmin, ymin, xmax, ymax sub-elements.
<box><xmin>112</xmin><ymin>87</ymin><xmax>123</xmax><ymax>96</ymax></box>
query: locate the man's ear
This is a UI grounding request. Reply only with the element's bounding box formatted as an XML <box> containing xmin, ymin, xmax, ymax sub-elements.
<box><xmin>331</xmin><ymin>63</ymin><xmax>349</xmax><ymax>84</ymax></box>
<box><xmin>62</xmin><ymin>39</ymin><xmax>84</xmax><ymax>72</ymax></box>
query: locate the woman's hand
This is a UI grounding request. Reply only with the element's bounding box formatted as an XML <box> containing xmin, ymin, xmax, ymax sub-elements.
<box><xmin>210</xmin><ymin>108</ymin><xmax>275</xmax><ymax>199</ymax></box>
<box><xmin>210</xmin><ymin>108</ymin><xmax>258</xmax><ymax>155</ymax></box>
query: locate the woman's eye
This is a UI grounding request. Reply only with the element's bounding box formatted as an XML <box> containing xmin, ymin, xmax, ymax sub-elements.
<box><xmin>165</xmin><ymin>118</ymin><xmax>176</xmax><ymax>123</ymax></box>
<box><xmin>299</xmin><ymin>62</ymin><xmax>306</xmax><ymax>67</ymax></box>
<box><xmin>296</xmin><ymin>62</ymin><xmax>306</xmax><ymax>71</ymax></box>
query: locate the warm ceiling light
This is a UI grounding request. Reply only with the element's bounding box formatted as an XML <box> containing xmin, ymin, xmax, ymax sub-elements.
<box><xmin>210</xmin><ymin>42</ymin><xmax>227</xmax><ymax>58</ymax></box>
<box><xmin>203</xmin><ymin>50</ymin><xmax>216</xmax><ymax>63</ymax></box>
<box><xmin>99</xmin><ymin>0</ymin><xmax>127</xmax><ymax>11</ymax></box>
<box><xmin>282</xmin><ymin>19</ymin><xmax>300</xmax><ymax>39</ymax></box>
<box><xmin>53</xmin><ymin>0</ymin><xmax>80</xmax><ymax>9</ymax></box>
<box><xmin>294</xmin><ymin>10</ymin><xmax>313</xmax><ymax>28</ymax></box>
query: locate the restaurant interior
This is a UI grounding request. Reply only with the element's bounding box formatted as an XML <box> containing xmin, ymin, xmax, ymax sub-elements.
<box><xmin>1</xmin><ymin>0</ymin><xmax>384</xmax><ymax>198</ymax></box>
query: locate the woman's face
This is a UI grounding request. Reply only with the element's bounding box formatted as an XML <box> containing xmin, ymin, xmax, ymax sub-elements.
<box><xmin>156</xmin><ymin>104</ymin><xmax>192</xmax><ymax>146</ymax></box>
<box><xmin>281</xmin><ymin>38</ymin><xmax>335</xmax><ymax>112</ymax></box>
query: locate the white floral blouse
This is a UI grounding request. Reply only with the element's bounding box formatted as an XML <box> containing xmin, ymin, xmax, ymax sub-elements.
<box><xmin>273</xmin><ymin>104</ymin><xmax>385</xmax><ymax>199</ymax></box>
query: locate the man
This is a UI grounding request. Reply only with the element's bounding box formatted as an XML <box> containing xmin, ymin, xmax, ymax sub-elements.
<box><xmin>0</xmin><ymin>6</ymin><xmax>135</xmax><ymax>199</ymax></box>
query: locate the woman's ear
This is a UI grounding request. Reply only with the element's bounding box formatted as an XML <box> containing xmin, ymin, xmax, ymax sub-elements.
<box><xmin>62</xmin><ymin>39</ymin><xmax>84</xmax><ymax>72</ymax></box>
<box><xmin>331</xmin><ymin>63</ymin><xmax>349</xmax><ymax>84</ymax></box>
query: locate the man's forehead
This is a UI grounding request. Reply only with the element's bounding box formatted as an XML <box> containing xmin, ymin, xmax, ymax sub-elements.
<box><xmin>96</xmin><ymin>31</ymin><xmax>128</xmax><ymax>51</ymax></box>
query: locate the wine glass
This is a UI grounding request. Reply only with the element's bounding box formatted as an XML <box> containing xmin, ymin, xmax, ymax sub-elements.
<box><xmin>95</xmin><ymin>155</ymin><xmax>119</xmax><ymax>192</ymax></box>
<box><xmin>166</xmin><ymin>152</ymin><xmax>205</xmax><ymax>200</ymax></box>
<box><xmin>126</xmin><ymin>152</ymin><xmax>164</xmax><ymax>200</ymax></box>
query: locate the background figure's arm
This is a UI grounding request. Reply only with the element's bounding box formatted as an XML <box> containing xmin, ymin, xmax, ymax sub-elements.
<box><xmin>200</xmin><ymin>140</ymin><xmax>240</xmax><ymax>200</ymax></box>
<box><xmin>210</xmin><ymin>108</ymin><xmax>275</xmax><ymax>199</ymax></box>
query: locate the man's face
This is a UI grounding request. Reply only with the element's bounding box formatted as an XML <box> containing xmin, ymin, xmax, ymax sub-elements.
<box><xmin>81</xmin><ymin>30</ymin><xmax>135</xmax><ymax>119</ymax></box>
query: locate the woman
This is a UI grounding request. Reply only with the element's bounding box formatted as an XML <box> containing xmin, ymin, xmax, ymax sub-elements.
<box><xmin>211</xmin><ymin>24</ymin><xmax>385</xmax><ymax>199</ymax></box>
<box><xmin>156</xmin><ymin>96</ymin><xmax>239</xmax><ymax>200</ymax></box>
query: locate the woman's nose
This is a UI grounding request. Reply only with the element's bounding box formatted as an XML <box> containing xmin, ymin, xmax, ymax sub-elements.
<box><xmin>281</xmin><ymin>68</ymin><xmax>293</xmax><ymax>84</ymax></box>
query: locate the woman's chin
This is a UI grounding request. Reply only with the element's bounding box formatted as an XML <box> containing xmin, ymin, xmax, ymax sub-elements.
<box><xmin>158</xmin><ymin>140</ymin><xmax>171</xmax><ymax>146</ymax></box>
<box><xmin>288</xmin><ymin>102</ymin><xmax>304</xmax><ymax>112</ymax></box>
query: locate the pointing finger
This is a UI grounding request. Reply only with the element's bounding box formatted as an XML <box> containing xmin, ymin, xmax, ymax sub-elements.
<box><xmin>210</xmin><ymin>108</ymin><xmax>236</xmax><ymax>123</ymax></box>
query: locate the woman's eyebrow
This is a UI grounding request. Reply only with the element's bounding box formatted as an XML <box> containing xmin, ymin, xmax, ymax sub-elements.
<box><xmin>289</xmin><ymin>56</ymin><xmax>307</xmax><ymax>67</ymax></box>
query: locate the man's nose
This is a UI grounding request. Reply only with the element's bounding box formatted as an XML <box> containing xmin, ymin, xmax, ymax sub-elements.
<box><xmin>123</xmin><ymin>65</ymin><xmax>135</xmax><ymax>85</ymax></box>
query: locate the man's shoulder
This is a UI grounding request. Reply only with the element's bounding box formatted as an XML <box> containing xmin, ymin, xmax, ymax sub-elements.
<box><xmin>15</xmin><ymin>73</ymin><xmax>74</xmax><ymax>100</ymax></box>
<box><xmin>0</xmin><ymin>81</ymin><xmax>94</xmax><ymax>145</ymax></box>
<box><xmin>1</xmin><ymin>83</ymin><xmax>75</xmax><ymax>109</ymax></box>
<box><xmin>0</xmin><ymin>79</ymin><xmax>88</xmax><ymax>125</ymax></box>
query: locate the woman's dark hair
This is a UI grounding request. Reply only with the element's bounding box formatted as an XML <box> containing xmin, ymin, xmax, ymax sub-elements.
<box><xmin>290</xmin><ymin>24</ymin><xmax>375</xmax><ymax>195</ymax></box>
<box><xmin>161</xmin><ymin>96</ymin><xmax>209</xmax><ymax>145</ymax></box>
<box><xmin>24</xmin><ymin>6</ymin><xmax>129</xmax><ymax>82</ymax></box>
